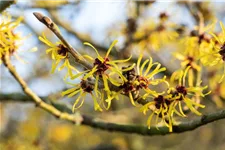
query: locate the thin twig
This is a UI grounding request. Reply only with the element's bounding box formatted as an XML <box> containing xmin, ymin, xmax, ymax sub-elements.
<box><xmin>0</xmin><ymin>0</ymin><xmax>15</xmax><ymax>12</ymax></box>
<box><xmin>2</xmin><ymin>54</ymin><xmax>83</xmax><ymax>124</ymax></box>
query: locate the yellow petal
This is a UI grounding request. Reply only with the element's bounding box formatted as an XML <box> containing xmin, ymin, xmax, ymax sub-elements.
<box><xmin>102</xmin><ymin>74</ymin><xmax>109</xmax><ymax>91</ymax></box>
<box><xmin>83</xmin><ymin>42</ymin><xmax>104</xmax><ymax>62</ymax></box>
<box><xmin>72</xmin><ymin>92</ymin><xmax>84</xmax><ymax>112</ymax></box>
<box><xmin>83</xmin><ymin>66</ymin><xmax>97</xmax><ymax>80</ymax></box>
<box><xmin>144</xmin><ymin>57</ymin><xmax>153</xmax><ymax>76</ymax></box>
<box><xmin>129</xmin><ymin>92</ymin><xmax>136</xmax><ymax>106</ymax></box>
<box><xmin>137</xmin><ymin>54</ymin><xmax>143</xmax><ymax>75</ymax></box>
<box><xmin>112</xmin><ymin>55</ymin><xmax>132</xmax><ymax>63</ymax></box>
<box><xmin>67</xmin><ymin>89</ymin><xmax>82</xmax><ymax>98</ymax></box>
<box><xmin>106</xmin><ymin>40</ymin><xmax>118</xmax><ymax>57</ymax></box>
<box><xmin>147</xmin><ymin>112</ymin><xmax>154</xmax><ymax>129</ymax></box>
<box><xmin>140</xmin><ymin>59</ymin><xmax>149</xmax><ymax>76</ymax></box>
<box><xmin>108</xmin><ymin>77</ymin><xmax>121</xmax><ymax>86</ymax></box>
<box><xmin>71</xmin><ymin>72</ymin><xmax>85</xmax><ymax>80</ymax></box>
<box><xmin>121</xmin><ymin>63</ymin><xmax>135</xmax><ymax>72</ymax></box>
<box><xmin>91</xmin><ymin>94</ymin><xmax>103</xmax><ymax>111</ymax></box>
<box><xmin>61</xmin><ymin>88</ymin><xmax>77</xmax><ymax>96</ymax></box>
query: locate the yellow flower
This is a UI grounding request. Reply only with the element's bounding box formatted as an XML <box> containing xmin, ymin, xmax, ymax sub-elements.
<box><xmin>62</xmin><ymin>79</ymin><xmax>103</xmax><ymax>112</ymax></box>
<box><xmin>200</xmin><ymin>22</ymin><xmax>225</xmax><ymax>82</ymax></box>
<box><xmin>0</xmin><ymin>13</ymin><xmax>23</xmax><ymax>63</ymax></box>
<box><xmin>82</xmin><ymin>40</ymin><xmax>134</xmax><ymax>108</ymax></box>
<box><xmin>169</xmin><ymin>66</ymin><xmax>210</xmax><ymax>116</ymax></box>
<box><xmin>174</xmin><ymin>28</ymin><xmax>212</xmax><ymax>75</ymax></box>
<box><xmin>173</xmin><ymin>52</ymin><xmax>201</xmax><ymax>72</ymax></box>
<box><xmin>140</xmin><ymin>94</ymin><xmax>174</xmax><ymax>132</ymax></box>
<box><xmin>119</xmin><ymin>54</ymin><xmax>168</xmax><ymax>106</ymax></box>
<box><xmin>39</xmin><ymin>33</ymin><xmax>77</xmax><ymax>79</ymax></box>
<box><xmin>104</xmin><ymin>90</ymin><xmax>120</xmax><ymax>110</ymax></box>
<box><xmin>134</xmin><ymin>54</ymin><xmax>168</xmax><ymax>98</ymax></box>
<box><xmin>140</xmin><ymin>66</ymin><xmax>210</xmax><ymax>132</ymax></box>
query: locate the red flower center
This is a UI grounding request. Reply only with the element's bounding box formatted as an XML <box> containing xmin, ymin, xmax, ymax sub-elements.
<box><xmin>57</xmin><ymin>44</ymin><xmax>68</xmax><ymax>56</ymax></box>
<box><xmin>94</xmin><ymin>57</ymin><xmax>111</xmax><ymax>75</ymax></box>
<box><xmin>219</xmin><ymin>44</ymin><xmax>225</xmax><ymax>61</ymax></box>
<box><xmin>136</xmin><ymin>75</ymin><xmax>149</xmax><ymax>90</ymax></box>
<box><xmin>154</xmin><ymin>95</ymin><xmax>171</xmax><ymax>109</ymax></box>
<box><xmin>80</xmin><ymin>80</ymin><xmax>93</xmax><ymax>93</ymax></box>
<box><xmin>176</xmin><ymin>85</ymin><xmax>187</xmax><ymax>97</ymax></box>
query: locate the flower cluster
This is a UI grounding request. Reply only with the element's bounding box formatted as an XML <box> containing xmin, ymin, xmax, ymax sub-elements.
<box><xmin>0</xmin><ymin>13</ymin><xmax>23</xmax><ymax>63</ymax></box>
<box><xmin>39</xmin><ymin>32</ymin><xmax>212</xmax><ymax>131</ymax></box>
<box><xmin>1</xmin><ymin>8</ymin><xmax>225</xmax><ymax>134</ymax></box>
<box><xmin>171</xmin><ymin>21</ymin><xmax>225</xmax><ymax>109</ymax></box>
<box><xmin>36</xmin><ymin>14</ymin><xmax>224</xmax><ymax>132</ymax></box>
<box><xmin>41</xmin><ymin>39</ymin><xmax>167</xmax><ymax>112</ymax></box>
<box><xmin>58</xmin><ymin>40</ymin><xmax>135</xmax><ymax>111</ymax></box>
<box><xmin>199</xmin><ymin>22</ymin><xmax>225</xmax><ymax>82</ymax></box>
<box><xmin>61</xmin><ymin>79</ymin><xmax>103</xmax><ymax>112</ymax></box>
<box><xmin>140</xmin><ymin>67</ymin><xmax>210</xmax><ymax>132</ymax></box>
<box><xmin>119</xmin><ymin>54</ymin><xmax>168</xmax><ymax>106</ymax></box>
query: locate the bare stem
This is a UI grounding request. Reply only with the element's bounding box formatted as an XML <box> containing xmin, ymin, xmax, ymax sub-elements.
<box><xmin>0</xmin><ymin>0</ymin><xmax>15</xmax><ymax>12</ymax></box>
<box><xmin>2</xmin><ymin>54</ymin><xmax>83</xmax><ymax>125</ymax></box>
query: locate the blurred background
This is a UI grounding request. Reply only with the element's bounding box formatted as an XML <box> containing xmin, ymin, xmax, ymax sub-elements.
<box><xmin>1</xmin><ymin>0</ymin><xmax>225</xmax><ymax>150</ymax></box>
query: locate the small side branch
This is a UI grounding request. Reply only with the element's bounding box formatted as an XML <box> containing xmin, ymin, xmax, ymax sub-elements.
<box><xmin>0</xmin><ymin>0</ymin><xmax>15</xmax><ymax>12</ymax></box>
<box><xmin>2</xmin><ymin>54</ymin><xmax>83</xmax><ymax>124</ymax></box>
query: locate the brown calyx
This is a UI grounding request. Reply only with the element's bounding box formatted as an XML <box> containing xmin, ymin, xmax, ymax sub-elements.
<box><xmin>93</xmin><ymin>57</ymin><xmax>110</xmax><ymax>75</ymax></box>
<box><xmin>80</xmin><ymin>80</ymin><xmax>94</xmax><ymax>93</ymax></box>
<box><xmin>57</xmin><ymin>44</ymin><xmax>68</xmax><ymax>56</ymax></box>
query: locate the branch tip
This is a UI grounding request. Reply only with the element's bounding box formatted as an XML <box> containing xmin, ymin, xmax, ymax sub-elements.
<box><xmin>33</xmin><ymin>12</ymin><xmax>53</xmax><ymax>28</ymax></box>
<box><xmin>33</xmin><ymin>12</ymin><xmax>43</xmax><ymax>21</ymax></box>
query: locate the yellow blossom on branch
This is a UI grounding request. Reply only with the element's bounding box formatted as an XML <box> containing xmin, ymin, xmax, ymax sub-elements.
<box><xmin>62</xmin><ymin>79</ymin><xmax>103</xmax><ymax>112</ymax></box>
<box><xmin>0</xmin><ymin>13</ymin><xmax>23</xmax><ymax>63</ymax></box>
<box><xmin>39</xmin><ymin>33</ymin><xmax>77</xmax><ymax>79</ymax></box>
<box><xmin>169</xmin><ymin>66</ymin><xmax>210</xmax><ymax>116</ymax></box>
<box><xmin>134</xmin><ymin>54</ymin><xmax>168</xmax><ymax>99</ymax></box>
<box><xmin>120</xmin><ymin>54</ymin><xmax>168</xmax><ymax>106</ymax></box>
<box><xmin>140</xmin><ymin>94</ymin><xmax>174</xmax><ymax>132</ymax></box>
<box><xmin>200</xmin><ymin>21</ymin><xmax>225</xmax><ymax>82</ymax></box>
<box><xmin>82</xmin><ymin>40</ymin><xmax>134</xmax><ymax>108</ymax></box>
<box><xmin>140</xmin><ymin>66</ymin><xmax>210</xmax><ymax>132</ymax></box>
